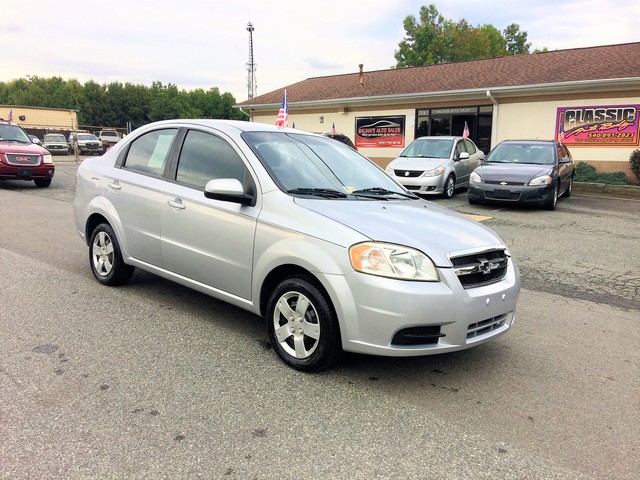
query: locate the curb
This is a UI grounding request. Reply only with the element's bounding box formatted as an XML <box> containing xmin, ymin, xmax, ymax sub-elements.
<box><xmin>574</xmin><ymin>182</ymin><xmax>640</xmax><ymax>199</ymax></box>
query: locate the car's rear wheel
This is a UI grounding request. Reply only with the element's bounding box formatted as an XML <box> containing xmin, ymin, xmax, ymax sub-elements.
<box><xmin>34</xmin><ymin>178</ymin><xmax>51</xmax><ymax>188</ymax></box>
<box><xmin>442</xmin><ymin>174</ymin><xmax>455</xmax><ymax>199</ymax></box>
<box><xmin>89</xmin><ymin>223</ymin><xmax>134</xmax><ymax>286</ymax></box>
<box><xmin>545</xmin><ymin>184</ymin><xmax>559</xmax><ymax>210</ymax></box>
<box><xmin>562</xmin><ymin>176</ymin><xmax>573</xmax><ymax>198</ymax></box>
<box><xmin>266</xmin><ymin>275</ymin><xmax>341</xmax><ymax>372</ymax></box>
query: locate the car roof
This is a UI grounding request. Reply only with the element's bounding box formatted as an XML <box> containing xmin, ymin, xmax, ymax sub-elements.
<box><xmin>414</xmin><ymin>136</ymin><xmax>461</xmax><ymax>141</ymax></box>
<box><xmin>134</xmin><ymin>119</ymin><xmax>314</xmax><ymax>136</ymax></box>
<box><xmin>499</xmin><ymin>139</ymin><xmax>556</xmax><ymax>144</ymax></box>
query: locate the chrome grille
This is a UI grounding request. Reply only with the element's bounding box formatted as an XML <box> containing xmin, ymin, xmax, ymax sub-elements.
<box><xmin>485</xmin><ymin>180</ymin><xmax>525</xmax><ymax>186</ymax></box>
<box><xmin>450</xmin><ymin>249</ymin><xmax>509</xmax><ymax>288</ymax></box>
<box><xmin>6</xmin><ymin>153</ymin><xmax>41</xmax><ymax>166</ymax></box>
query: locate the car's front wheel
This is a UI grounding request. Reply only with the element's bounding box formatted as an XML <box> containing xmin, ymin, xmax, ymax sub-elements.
<box><xmin>89</xmin><ymin>223</ymin><xmax>134</xmax><ymax>286</ymax></box>
<box><xmin>266</xmin><ymin>275</ymin><xmax>341</xmax><ymax>372</ymax></box>
<box><xmin>545</xmin><ymin>184</ymin><xmax>559</xmax><ymax>210</ymax></box>
<box><xmin>442</xmin><ymin>174</ymin><xmax>455</xmax><ymax>199</ymax></box>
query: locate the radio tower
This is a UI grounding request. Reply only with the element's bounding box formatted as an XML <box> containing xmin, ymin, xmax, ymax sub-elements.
<box><xmin>246</xmin><ymin>22</ymin><xmax>257</xmax><ymax>99</ymax></box>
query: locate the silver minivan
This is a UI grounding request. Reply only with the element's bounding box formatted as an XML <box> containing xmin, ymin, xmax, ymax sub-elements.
<box><xmin>74</xmin><ymin>120</ymin><xmax>520</xmax><ymax>371</ymax></box>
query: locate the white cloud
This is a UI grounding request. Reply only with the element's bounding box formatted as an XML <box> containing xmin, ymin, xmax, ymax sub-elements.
<box><xmin>1</xmin><ymin>0</ymin><xmax>637</xmax><ymax>101</ymax></box>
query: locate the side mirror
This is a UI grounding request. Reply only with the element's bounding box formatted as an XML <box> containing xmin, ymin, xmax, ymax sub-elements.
<box><xmin>204</xmin><ymin>178</ymin><xmax>255</xmax><ymax>206</ymax></box>
<box><xmin>458</xmin><ymin>152</ymin><xmax>470</xmax><ymax>161</ymax></box>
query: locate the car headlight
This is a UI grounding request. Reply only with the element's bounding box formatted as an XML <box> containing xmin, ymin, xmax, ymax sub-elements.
<box><xmin>423</xmin><ymin>166</ymin><xmax>445</xmax><ymax>177</ymax></box>
<box><xmin>349</xmin><ymin>242</ymin><xmax>439</xmax><ymax>281</ymax></box>
<box><xmin>470</xmin><ymin>171</ymin><xmax>482</xmax><ymax>183</ymax></box>
<box><xmin>529</xmin><ymin>175</ymin><xmax>552</xmax><ymax>186</ymax></box>
<box><xmin>385</xmin><ymin>166</ymin><xmax>394</xmax><ymax>175</ymax></box>
<box><xmin>43</xmin><ymin>154</ymin><xmax>54</xmax><ymax>164</ymax></box>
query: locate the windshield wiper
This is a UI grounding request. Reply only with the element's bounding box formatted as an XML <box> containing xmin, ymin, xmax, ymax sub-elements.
<box><xmin>351</xmin><ymin>187</ymin><xmax>416</xmax><ymax>199</ymax></box>
<box><xmin>287</xmin><ymin>188</ymin><xmax>348</xmax><ymax>198</ymax></box>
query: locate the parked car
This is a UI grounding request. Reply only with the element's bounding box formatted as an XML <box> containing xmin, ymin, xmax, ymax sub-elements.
<box><xmin>0</xmin><ymin>121</ymin><xmax>55</xmax><ymax>187</ymax></box>
<box><xmin>468</xmin><ymin>140</ymin><xmax>575</xmax><ymax>210</ymax></box>
<box><xmin>29</xmin><ymin>134</ymin><xmax>42</xmax><ymax>145</ymax></box>
<box><xmin>69</xmin><ymin>132</ymin><xmax>103</xmax><ymax>155</ymax></box>
<box><xmin>97</xmin><ymin>130</ymin><xmax>121</xmax><ymax>151</ymax></box>
<box><xmin>323</xmin><ymin>132</ymin><xmax>357</xmax><ymax>150</ymax></box>
<box><xmin>385</xmin><ymin>136</ymin><xmax>484</xmax><ymax>198</ymax></box>
<box><xmin>43</xmin><ymin>133</ymin><xmax>70</xmax><ymax>155</ymax></box>
<box><xmin>74</xmin><ymin>120</ymin><xmax>520</xmax><ymax>371</ymax></box>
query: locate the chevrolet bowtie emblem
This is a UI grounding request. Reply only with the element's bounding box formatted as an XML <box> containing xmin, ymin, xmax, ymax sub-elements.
<box><xmin>500</xmin><ymin>181</ymin><xmax>507</xmax><ymax>185</ymax></box>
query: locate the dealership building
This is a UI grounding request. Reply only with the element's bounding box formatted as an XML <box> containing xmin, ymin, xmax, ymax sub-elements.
<box><xmin>238</xmin><ymin>42</ymin><xmax>640</xmax><ymax>178</ymax></box>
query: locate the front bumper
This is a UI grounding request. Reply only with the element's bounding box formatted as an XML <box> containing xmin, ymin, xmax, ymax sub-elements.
<box><xmin>44</xmin><ymin>145</ymin><xmax>69</xmax><ymax>155</ymax></box>
<box><xmin>469</xmin><ymin>183</ymin><xmax>555</xmax><ymax>205</ymax></box>
<box><xmin>323</xmin><ymin>259</ymin><xmax>521</xmax><ymax>357</ymax></box>
<box><xmin>0</xmin><ymin>162</ymin><xmax>55</xmax><ymax>180</ymax></box>
<box><xmin>78</xmin><ymin>145</ymin><xmax>103</xmax><ymax>154</ymax></box>
<box><xmin>392</xmin><ymin>175</ymin><xmax>446</xmax><ymax>196</ymax></box>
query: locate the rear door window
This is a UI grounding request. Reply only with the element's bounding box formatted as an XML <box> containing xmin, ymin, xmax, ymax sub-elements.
<box><xmin>123</xmin><ymin>129</ymin><xmax>178</xmax><ymax>176</ymax></box>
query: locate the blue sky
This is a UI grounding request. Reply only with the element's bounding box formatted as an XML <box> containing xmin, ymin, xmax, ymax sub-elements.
<box><xmin>2</xmin><ymin>0</ymin><xmax>638</xmax><ymax>101</ymax></box>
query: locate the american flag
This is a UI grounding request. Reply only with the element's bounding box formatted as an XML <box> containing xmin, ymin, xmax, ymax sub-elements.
<box><xmin>558</xmin><ymin>129</ymin><xmax>565</xmax><ymax>141</ymax></box>
<box><xmin>462</xmin><ymin>121</ymin><xmax>469</xmax><ymax>139</ymax></box>
<box><xmin>8</xmin><ymin>108</ymin><xmax>13</xmax><ymax>123</ymax></box>
<box><xmin>331</xmin><ymin>122</ymin><xmax>336</xmax><ymax>135</ymax></box>
<box><xmin>275</xmin><ymin>90</ymin><xmax>288</xmax><ymax>127</ymax></box>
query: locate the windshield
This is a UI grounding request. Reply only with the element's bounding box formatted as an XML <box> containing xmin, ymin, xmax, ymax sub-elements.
<box><xmin>486</xmin><ymin>143</ymin><xmax>555</xmax><ymax>165</ymax></box>
<box><xmin>243</xmin><ymin>131</ymin><xmax>412</xmax><ymax>199</ymax></box>
<box><xmin>44</xmin><ymin>134</ymin><xmax>67</xmax><ymax>142</ymax></box>
<box><xmin>400</xmin><ymin>138</ymin><xmax>453</xmax><ymax>159</ymax></box>
<box><xmin>0</xmin><ymin>124</ymin><xmax>32</xmax><ymax>143</ymax></box>
<box><xmin>78</xmin><ymin>134</ymin><xmax>98</xmax><ymax>141</ymax></box>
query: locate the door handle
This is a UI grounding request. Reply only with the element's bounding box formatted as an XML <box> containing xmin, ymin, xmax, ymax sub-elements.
<box><xmin>108</xmin><ymin>181</ymin><xmax>121</xmax><ymax>191</ymax></box>
<box><xmin>167</xmin><ymin>199</ymin><xmax>186</xmax><ymax>210</ymax></box>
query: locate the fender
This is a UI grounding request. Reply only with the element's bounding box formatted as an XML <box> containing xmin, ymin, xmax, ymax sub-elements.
<box><xmin>84</xmin><ymin>194</ymin><xmax>131</xmax><ymax>259</ymax></box>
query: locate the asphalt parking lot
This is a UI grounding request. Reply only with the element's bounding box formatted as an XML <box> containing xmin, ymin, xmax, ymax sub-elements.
<box><xmin>1</xmin><ymin>161</ymin><xmax>639</xmax><ymax>479</ymax></box>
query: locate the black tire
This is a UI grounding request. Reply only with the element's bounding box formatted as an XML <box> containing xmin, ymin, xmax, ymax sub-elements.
<box><xmin>562</xmin><ymin>176</ymin><xmax>573</xmax><ymax>198</ymax></box>
<box><xmin>34</xmin><ymin>178</ymin><xmax>51</xmax><ymax>188</ymax></box>
<box><xmin>545</xmin><ymin>184</ymin><xmax>558</xmax><ymax>211</ymax></box>
<box><xmin>442</xmin><ymin>174</ymin><xmax>455</xmax><ymax>199</ymax></box>
<box><xmin>468</xmin><ymin>195</ymin><xmax>479</xmax><ymax>205</ymax></box>
<box><xmin>89</xmin><ymin>223</ymin><xmax>134</xmax><ymax>286</ymax></box>
<box><xmin>266</xmin><ymin>275</ymin><xmax>342</xmax><ymax>372</ymax></box>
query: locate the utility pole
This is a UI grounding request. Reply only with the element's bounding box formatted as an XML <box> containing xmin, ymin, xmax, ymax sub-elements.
<box><xmin>246</xmin><ymin>22</ymin><xmax>257</xmax><ymax>99</ymax></box>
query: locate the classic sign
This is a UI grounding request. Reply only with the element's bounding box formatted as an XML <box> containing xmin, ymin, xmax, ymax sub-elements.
<box><xmin>555</xmin><ymin>105</ymin><xmax>640</xmax><ymax>147</ymax></box>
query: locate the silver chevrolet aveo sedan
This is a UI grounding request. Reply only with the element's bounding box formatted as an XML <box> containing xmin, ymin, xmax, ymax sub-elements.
<box><xmin>74</xmin><ymin>120</ymin><xmax>520</xmax><ymax>371</ymax></box>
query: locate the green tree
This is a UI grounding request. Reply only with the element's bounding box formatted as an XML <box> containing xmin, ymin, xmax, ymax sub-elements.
<box><xmin>394</xmin><ymin>4</ymin><xmax>530</xmax><ymax>67</ymax></box>
<box><xmin>0</xmin><ymin>76</ymin><xmax>243</xmax><ymax>128</ymax></box>
<box><xmin>503</xmin><ymin>23</ymin><xmax>531</xmax><ymax>54</ymax></box>
<box><xmin>480</xmin><ymin>24</ymin><xmax>507</xmax><ymax>57</ymax></box>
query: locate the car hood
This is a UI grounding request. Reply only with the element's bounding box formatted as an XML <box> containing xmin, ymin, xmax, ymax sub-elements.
<box><xmin>0</xmin><ymin>142</ymin><xmax>49</xmax><ymax>155</ymax></box>
<box><xmin>295</xmin><ymin>198</ymin><xmax>505</xmax><ymax>266</ymax></box>
<box><xmin>476</xmin><ymin>162</ymin><xmax>553</xmax><ymax>181</ymax></box>
<box><xmin>387</xmin><ymin>157</ymin><xmax>447</xmax><ymax>171</ymax></box>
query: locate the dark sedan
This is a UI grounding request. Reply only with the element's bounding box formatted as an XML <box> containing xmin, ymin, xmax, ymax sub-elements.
<box><xmin>468</xmin><ymin>140</ymin><xmax>575</xmax><ymax>210</ymax></box>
